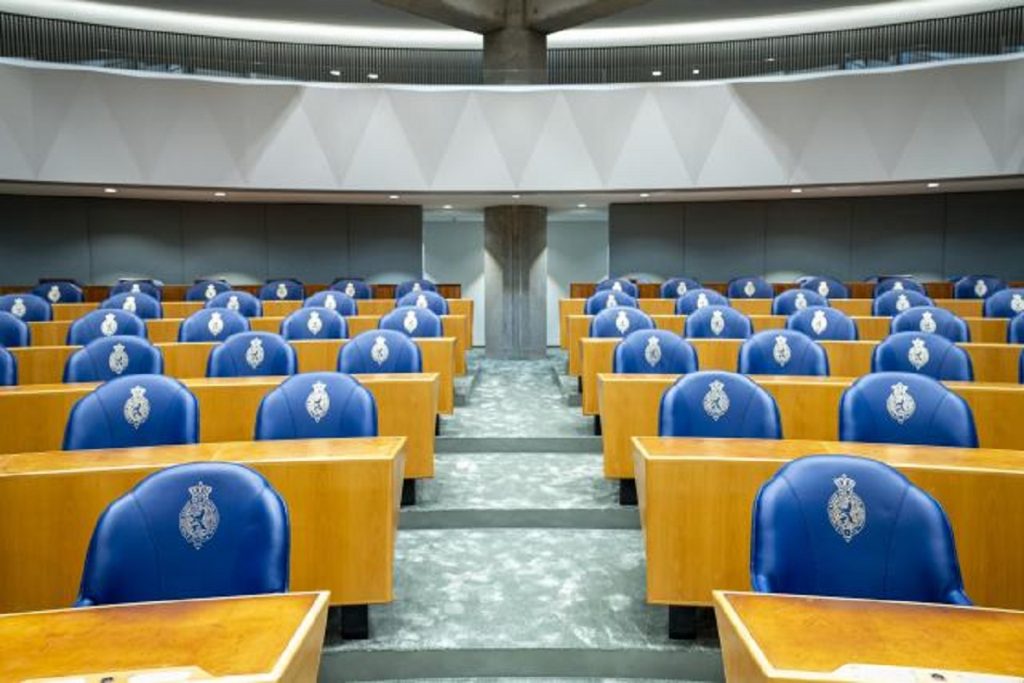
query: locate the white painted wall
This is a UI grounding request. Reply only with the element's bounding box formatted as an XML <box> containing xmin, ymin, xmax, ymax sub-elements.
<box><xmin>546</xmin><ymin>214</ymin><xmax>610</xmax><ymax>346</ymax></box>
<box><xmin>424</xmin><ymin>212</ymin><xmax>485</xmax><ymax>346</ymax></box>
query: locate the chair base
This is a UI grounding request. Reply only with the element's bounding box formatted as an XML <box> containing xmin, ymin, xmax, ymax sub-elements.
<box><xmin>668</xmin><ymin>606</ymin><xmax>716</xmax><ymax>640</ymax></box>
<box><xmin>619</xmin><ymin>479</ymin><xmax>637</xmax><ymax>506</ymax></box>
<box><xmin>593</xmin><ymin>415</ymin><xmax>602</xmax><ymax>436</ymax></box>
<box><xmin>402</xmin><ymin>479</ymin><xmax>417</xmax><ymax>507</ymax></box>
<box><xmin>329</xmin><ymin>604</ymin><xmax>370</xmax><ymax>640</ymax></box>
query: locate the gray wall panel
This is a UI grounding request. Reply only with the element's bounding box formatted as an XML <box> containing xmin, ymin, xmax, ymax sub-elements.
<box><xmin>0</xmin><ymin>196</ymin><xmax>92</xmax><ymax>283</ymax></box>
<box><xmin>182</xmin><ymin>204</ymin><xmax>268</xmax><ymax>284</ymax></box>
<box><xmin>266</xmin><ymin>205</ymin><xmax>350</xmax><ymax>284</ymax></box>
<box><xmin>684</xmin><ymin>202</ymin><xmax>767</xmax><ymax>281</ymax></box>
<box><xmin>945</xmin><ymin>192</ymin><xmax>1024</xmax><ymax>279</ymax></box>
<box><xmin>609</xmin><ymin>203</ymin><xmax>685</xmax><ymax>281</ymax></box>
<box><xmin>849</xmin><ymin>196</ymin><xmax>946</xmax><ymax>280</ymax></box>
<box><xmin>349</xmin><ymin>206</ymin><xmax>422</xmax><ymax>284</ymax></box>
<box><xmin>765</xmin><ymin>199</ymin><xmax>853</xmax><ymax>282</ymax></box>
<box><xmin>88</xmin><ymin>200</ymin><xmax>184</xmax><ymax>284</ymax></box>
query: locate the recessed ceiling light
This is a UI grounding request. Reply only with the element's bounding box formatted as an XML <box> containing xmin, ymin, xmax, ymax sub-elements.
<box><xmin>512</xmin><ymin>194</ymin><xmax>521</xmax><ymax>200</ymax></box>
<box><xmin>214</xmin><ymin>191</ymin><xmax>227</xmax><ymax>197</ymax></box>
<box><xmin>367</xmin><ymin>73</ymin><xmax>380</xmax><ymax>80</ymax></box>
<box><xmin>651</xmin><ymin>70</ymin><xmax>663</xmax><ymax>78</ymax></box>
<box><xmin>691</xmin><ymin>68</ymin><xmax>701</xmax><ymax>75</ymax></box>
<box><xmin>442</xmin><ymin>204</ymin><xmax>453</xmax><ymax>210</ymax></box>
<box><xmin>103</xmin><ymin>187</ymin><xmax>118</xmax><ymax>194</ymax></box>
<box><xmin>329</xmin><ymin>69</ymin><xmax>341</xmax><ymax>77</ymax></box>
<box><xmin>640</xmin><ymin>193</ymin><xmax>651</xmax><ymax>198</ymax></box>
<box><xmin>927</xmin><ymin>182</ymin><xmax>940</xmax><ymax>188</ymax></box>
<box><xmin>765</xmin><ymin>57</ymin><xmax>776</xmax><ymax>63</ymax></box>
<box><xmin>791</xmin><ymin>188</ymin><xmax>803</xmax><ymax>194</ymax></box>
<box><xmin>577</xmin><ymin>203</ymin><xmax>588</xmax><ymax>209</ymax></box>
<box><xmin>388</xmin><ymin>195</ymin><xmax>400</xmax><ymax>200</ymax></box>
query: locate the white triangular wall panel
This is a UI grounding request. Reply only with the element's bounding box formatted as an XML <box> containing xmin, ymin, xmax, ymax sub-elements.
<box><xmin>0</xmin><ymin>68</ymin><xmax>36</xmax><ymax>178</ymax></box>
<box><xmin>432</xmin><ymin>93</ymin><xmax>515</xmax><ymax>190</ymax></box>
<box><xmin>476</xmin><ymin>89</ymin><xmax>557</xmax><ymax>186</ymax></box>
<box><xmin>607</xmin><ymin>90</ymin><xmax>692</xmax><ymax>189</ymax></box>
<box><xmin>947</xmin><ymin>60</ymin><xmax>1007</xmax><ymax>169</ymax></box>
<box><xmin>301</xmin><ymin>87</ymin><xmax>381</xmax><ymax>185</ymax></box>
<box><xmin>29</xmin><ymin>68</ymin><xmax>86</xmax><ymax>176</ymax></box>
<box><xmin>342</xmin><ymin>92</ymin><xmax>428</xmax><ymax>190</ymax></box>
<box><xmin>697</xmin><ymin>93</ymin><xmax>793</xmax><ymax>187</ymax></box>
<box><xmin>388</xmin><ymin>88</ymin><xmax>471</xmax><ymax>186</ymax></box>
<box><xmin>732</xmin><ymin>78</ymin><xmax>824</xmax><ymax>175</ymax></box>
<box><xmin>564</xmin><ymin>86</ymin><xmax>645</xmax><ymax>185</ymax></box>
<box><xmin>1003</xmin><ymin>60</ymin><xmax>1024</xmax><ymax>173</ymax></box>
<box><xmin>653</xmin><ymin>85</ymin><xmax>732</xmax><ymax>182</ymax></box>
<box><xmin>145</xmin><ymin>94</ymin><xmax>246</xmax><ymax>187</ymax></box>
<box><xmin>246</xmin><ymin>99</ymin><xmax>338</xmax><ymax>188</ymax></box>
<box><xmin>518</xmin><ymin>93</ymin><xmax>601</xmax><ymax>190</ymax></box>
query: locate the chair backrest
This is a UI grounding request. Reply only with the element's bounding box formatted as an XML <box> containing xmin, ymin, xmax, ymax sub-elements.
<box><xmin>32</xmin><ymin>280</ymin><xmax>84</xmax><ymax>304</ymax></box>
<box><xmin>727</xmin><ymin>276</ymin><xmax>773</xmax><ymax>299</ymax></box>
<box><xmin>801</xmin><ymin>276</ymin><xmax>849</xmax><ymax>299</ymax></box>
<box><xmin>786</xmin><ymin>306</ymin><xmax>859</xmax><ymax>341</ymax></box>
<box><xmin>63</xmin><ymin>374</ymin><xmax>199</xmax><ymax>450</ymax></box>
<box><xmin>872</xmin><ymin>290</ymin><xmax>933</xmax><ymax>316</ymax></box>
<box><xmin>1009</xmin><ymin>313</ymin><xmax>1024</xmax><ymax>344</ymax></box>
<box><xmin>395</xmin><ymin>279</ymin><xmax>437</xmax><ymax>298</ymax></box>
<box><xmin>206</xmin><ymin>291</ymin><xmax>262</xmax><ymax>318</ymax></box>
<box><xmin>259</xmin><ymin>279</ymin><xmax>305</xmax><ymax>301</ymax></box>
<box><xmin>772</xmin><ymin>289</ymin><xmax>828</xmax><ymax>316</ymax></box>
<box><xmin>185</xmin><ymin>280</ymin><xmax>231</xmax><ymax>302</ymax></box>
<box><xmin>589</xmin><ymin>307</ymin><xmax>654</xmax><ymax>339</ymax></box>
<box><xmin>659</xmin><ymin>371</ymin><xmax>782</xmax><ymax>438</ymax></box>
<box><xmin>685</xmin><ymin>305</ymin><xmax>752</xmax><ymax>339</ymax></box>
<box><xmin>206</xmin><ymin>332</ymin><xmax>297</xmax><ymax>377</ymax></box>
<box><xmin>379</xmin><ymin>306</ymin><xmax>443</xmax><ymax>338</ymax></box>
<box><xmin>983</xmin><ymin>288</ymin><xmax>1024</xmax><ymax>318</ymax></box>
<box><xmin>398</xmin><ymin>290</ymin><xmax>450</xmax><ymax>316</ymax></box>
<box><xmin>660</xmin><ymin>277</ymin><xmax>701</xmax><ymax>299</ymax></box>
<box><xmin>304</xmin><ymin>291</ymin><xmax>358</xmax><ymax>316</ymax></box>
<box><xmin>100</xmin><ymin>292</ymin><xmax>162</xmax><ymax>320</ymax></box>
<box><xmin>739</xmin><ymin>330</ymin><xmax>829</xmax><ymax>376</ymax></box>
<box><xmin>596</xmin><ymin>278</ymin><xmax>639</xmax><ymax>298</ymax></box>
<box><xmin>751</xmin><ymin>454</ymin><xmax>970</xmax><ymax>605</ymax></box>
<box><xmin>584</xmin><ymin>291</ymin><xmax>637</xmax><ymax>315</ymax></box>
<box><xmin>178</xmin><ymin>309</ymin><xmax>251</xmax><ymax>343</ymax></box>
<box><xmin>75</xmin><ymin>462</ymin><xmax>289</xmax><ymax>606</ymax></box>
<box><xmin>67</xmin><ymin>309</ymin><xmax>147</xmax><ymax>346</ymax></box>
<box><xmin>675</xmin><ymin>288</ymin><xmax>729</xmax><ymax>314</ymax></box>
<box><xmin>63</xmin><ymin>336</ymin><xmax>164</xmax><ymax>383</ymax></box>
<box><xmin>331</xmin><ymin>279</ymin><xmax>372</xmax><ymax>299</ymax></box>
<box><xmin>338</xmin><ymin>329</ymin><xmax>422</xmax><ymax>373</ymax></box>
<box><xmin>280</xmin><ymin>307</ymin><xmax>347</xmax><ymax>341</ymax></box>
<box><xmin>872</xmin><ymin>332</ymin><xmax>973</xmax><ymax>381</ymax></box>
<box><xmin>254</xmin><ymin>372</ymin><xmax>377</xmax><ymax>440</ymax></box>
<box><xmin>891</xmin><ymin>306</ymin><xmax>970</xmax><ymax>343</ymax></box>
<box><xmin>954</xmin><ymin>275</ymin><xmax>1006</xmax><ymax>300</ymax></box>
<box><xmin>0</xmin><ymin>346</ymin><xmax>15</xmax><ymax>386</ymax></box>
<box><xmin>839</xmin><ymin>371</ymin><xmax>978</xmax><ymax>447</ymax></box>
<box><xmin>0</xmin><ymin>293</ymin><xmax>51</xmax><ymax>322</ymax></box>
<box><xmin>874</xmin><ymin>277</ymin><xmax>925</xmax><ymax>297</ymax></box>
<box><xmin>0</xmin><ymin>311</ymin><xmax>30</xmax><ymax>347</ymax></box>
<box><xmin>110</xmin><ymin>280</ymin><xmax>162</xmax><ymax>300</ymax></box>
<box><xmin>613</xmin><ymin>329</ymin><xmax>698</xmax><ymax>375</ymax></box>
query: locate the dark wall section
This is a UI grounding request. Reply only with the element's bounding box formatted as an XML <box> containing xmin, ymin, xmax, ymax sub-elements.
<box><xmin>0</xmin><ymin>196</ymin><xmax>422</xmax><ymax>284</ymax></box>
<box><xmin>610</xmin><ymin>190</ymin><xmax>1024</xmax><ymax>282</ymax></box>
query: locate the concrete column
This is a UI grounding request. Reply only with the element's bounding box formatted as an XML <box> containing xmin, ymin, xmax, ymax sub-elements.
<box><xmin>482</xmin><ymin>26</ymin><xmax>547</xmax><ymax>84</ymax></box>
<box><xmin>484</xmin><ymin>205</ymin><xmax>548</xmax><ymax>359</ymax></box>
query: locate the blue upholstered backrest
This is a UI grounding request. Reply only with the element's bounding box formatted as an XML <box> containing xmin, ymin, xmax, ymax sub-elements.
<box><xmin>32</xmin><ymin>280</ymin><xmax>84</xmax><ymax>304</ymax></box>
<box><xmin>871</xmin><ymin>332</ymin><xmax>973</xmax><ymax>381</ymax></box>
<box><xmin>786</xmin><ymin>306</ymin><xmax>859</xmax><ymax>341</ymax></box>
<box><xmin>954</xmin><ymin>275</ymin><xmax>1006</xmax><ymax>300</ymax></box>
<box><xmin>739</xmin><ymin>330</ymin><xmax>829</xmax><ymax>376</ymax></box>
<box><xmin>0</xmin><ymin>346</ymin><xmax>16</xmax><ymax>385</ymax></box>
<box><xmin>660</xmin><ymin>278</ymin><xmax>701</xmax><ymax>299</ymax></box>
<box><xmin>304</xmin><ymin>291</ymin><xmax>358</xmax><ymax>316</ymax></box>
<box><xmin>110</xmin><ymin>280</ymin><xmax>162</xmax><ymax>300</ymax></box>
<box><xmin>206</xmin><ymin>291</ymin><xmax>262</xmax><ymax>318</ymax></box>
<box><xmin>259</xmin><ymin>279</ymin><xmax>305</xmax><ymax>301</ymax></box>
<box><xmin>984</xmin><ymin>288</ymin><xmax>1024</xmax><ymax>318</ymax></box>
<box><xmin>584</xmin><ymin>291</ymin><xmax>637</xmax><ymax>315</ymax></box>
<box><xmin>185</xmin><ymin>280</ymin><xmax>231</xmax><ymax>302</ymax></box>
<box><xmin>1009</xmin><ymin>313</ymin><xmax>1024</xmax><ymax>344</ymax></box>
<box><xmin>100</xmin><ymin>292</ymin><xmax>162</xmax><ymax>320</ymax></box>
<box><xmin>0</xmin><ymin>311</ymin><xmax>30</xmax><ymax>347</ymax></box>
<box><xmin>589</xmin><ymin>307</ymin><xmax>654</xmax><ymax>339</ymax></box>
<box><xmin>771</xmin><ymin>289</ymin><xmax>828</xmax><ymax>315</ymax></box>
<box><xmin>338</xmin><ymin>329</ymin><xmax>422</xmax><ymax>374</ymax></box>
<box><xmin>891</xmin><ymin>306</ymin><xmax>970</xmax><ymax>343</ymax></box>
<box><xmin>64</xmin><ymin>336</ymin><xmax>163</xmax><ymax>383</ymax></box>
<box><xmin>596</xmin><ymin>278</ymin><xmax>639</xmax><ymax>298</ymax></box>
<box><xmin>659</xmin><ymin>371</ymin><xmax>782</xmax><ymax>439</ymax></box>
<box><xmin>0</xmin><ymin>293</ymin><xmax>51</xmax><ymax>322</ymax></box>
<box><xmin>331</xmin><ymin>279</ymin><xmax>372</xmax><ymax>299</ymax></box>
<box><xmin>281</xmin><ymin>307</ymin><xmax>347</xmax><ymax>341</ymax></box>
<box><xmin>801</xmin><ymin>277</ymin><xmax>849</xmax><ymax>299</ymax></box>
<box><xmin>674</xmin><ymin>288</ymin><xmax>729</xmax><ymax>314</ymax></box>
<box><xmin>398</xmin><ymin>290</ymin><xmax>450</xmax><ymax>316</ymax></box>
<box><xmin>380</xmin><ymin>306</ymin><xmax>443</xmax><ymax>338</ymax></box>
<box><xmin>178</xmin><ymin>308</ymin><xmax>251</xmax><ymax>343</ymax></box>
<box><xmin>254</xmin><ymin>372</ymin><xmax>378</xmax><ymax>440</ymax></box>
<box><xmin>727</xmin><ymin>276</ymin><xmax>773</xmax><ymax>299</ymax></box>
<box><xmin>613</xmin><ymin>329</ymin><xmax>698</xmax><ymax>375</ymax></box>
<box><xmin>206</xmin><ymin>332</ymin><xmax>297</xmax><ymax>377</ymax></box>
<box><xmin>67</xmin><ymin>310</ymin><xmax>147</xmax><ymax>346</ymax></box>
<box><xmin>872</xmin><ymin>290</ymin><xmax>933</xmax><ymax>316</ymax></box>
<box><xmin>395</xmin><ymin>280</ymin><xmax>437</xmax><ymax>298</ymax></box>
<box><xmin>685</xmin><ymin>305</ymin><xmax>753</xmax><ymax>339</ymax></box>
<box><xmin>874</xmin><ymin>277</ymin><xmax>925</xmax><ymax>297</ymax></box>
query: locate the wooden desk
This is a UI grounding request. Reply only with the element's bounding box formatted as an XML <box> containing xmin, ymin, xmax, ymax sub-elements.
<box><xmin>0</xmin><ymin>438</ymin><xmax>404</xmax><ymax>612</ymax></box>
<box><xmin>0</xmin><ymin>592</ymin><xmax>329</xmax><ymax>682</ymax></box>
<box><xmin>714</xmin><ymin>591</ymin><xmax>1024</xmax><ymax>683</ymax></box>
<box><xmin>50</xmin><ymin>301</ymin><xmax>205</xmax><ymax>322</ymax></box>
<box><xmin>634</xmin><ymin>437</ymin><xmax>1024</xmax><ymax>610</ymax></box>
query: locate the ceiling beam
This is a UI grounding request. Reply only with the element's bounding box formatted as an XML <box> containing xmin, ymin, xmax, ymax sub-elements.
<box><xmin>371</xmin><ymin>0</ymin><xmax>506</xmax><ymax>34</ymax></box>
<box><xmin>526</xmin><ymin>0</ymin><xmax>653</xmax><ymax>34</ymax></box>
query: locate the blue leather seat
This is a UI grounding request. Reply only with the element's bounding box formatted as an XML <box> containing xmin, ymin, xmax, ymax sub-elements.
<box><xmin>872</xmin><ymin>332</ymin><xmax>973</xmax><ymax>381</ymax></box>
<box><xmin>304</xmin><ymin>291</ymin><xmax>358</xmax><ymax>316</ymax></box>
<box><xmin>67</xmin><ymin>310</ymin><xmax>147</xmax><ymax>346</ymax></box>
<box><xmin>589</xmin><ymin>307</ymin><xmax>654</xmax><ymax>338</ymax></box>
<box><xmin>33</xmin><ymin>280</ymin><xmax>84</xmax><ymax>304</ymax></box>
<box><xmin>281</xmin><ymin>307</ymin><xmax>347</xmax><ymax>340</ymax></box>
<box><xmin>751</xmin><ymin>454</ymin><xmax>970</xmax><ymax>605</ymax></box>
<box><xmin>874</xmin><ymin>277</ymin><xmax>925</xmax><ymax>297</ymax></box>
<box><xmin>75</xmin><ymin>461</ymin><xmax>288</xmax><ymax>606</ymax></box>
<box><xmin>685</xmin><ymin>305</ymin><xmax>752</xmax><ymax>339</ymax></box>
<box><xmin>178</xmin><ymin>309</ymin><xmax>250</xmax><ymax>343</ymax></box>
<box><xmin>206</xmin><ymin>291</ymin><xmax>262</xmax><ymax>318</ymax></box>
<box><xmin>255</xmin><ymin>372</ymin><xmax>377</xmax><ymax>440</ymax></box>
<box><xmin>596</xmin><ymin>278</ymin><xmax>639</xmax><ymax>298</ymax></box>
<box><xmin>659</xmin><ymin>371</ymin><xmax>782</xmax><ymax>438</ymax></box>
<box><xmin>380</xmin><ymin>306</ymin><xmax>443</xmax><ymax>338</ymax></box>
<box><xmin>398</xmin><ymin>290</ymin><xmax>450</xmax><ymax>316</ymax></box>
<box><xmin>613</xmin><ymin>329</ymin><xmax>698</xmax><ymax>375</ymax></box>
<box><xmin>584</xmin><ymin>291</ymin><xmax>637</xmax><ymax>315</ymax></box>
<box><xmin>728</xmin><ymin>276</ymin><xmax>773</xmax><ymax>299</ymax></box>
<box><xmin>64</xmin><ymin>336</ymin><xmax>164</xmax><ymax>383</ymax></box>
<box><xmin>0</xmin><ymin>346</ymin><xmax>16</xmax><ymax>385</ymax></box>
<box><xmin>739</xmin><ymin>330</ymin><xmax>829</xmax><ymax>376</ymax></box>
<box><xmin>206</xmin><ymin>332</ymin><xmax>297</xmax><ymax>377</ymax></box>
<box><xmin>954</xmin><ymin>275</ymin><xmax>1006</xmax><ymax>300</ymax></box>
<box><xmin>338</xmin><ymin>329</ymin><xmax>423</xmax><ymax>373</ymax></box>
<box><xmin>185</xmin><ymin>279</ymin><xmax>231</xmax><ymax>302</ymax></box>
<box><xmin>260</xmin><ymin>279</ymin><xmax>305</xmax><ymax>301</ymax></box>
<box><xmin>110</xmin><ymin>280</ymin><xmax>162</xmax><ymax>300</ymax></box>
<box><xmin>331</xmin><ymin>278</ymin><xmax>372</xmax><ymax>299</ymax></box>
<box><xmin>983</xmin><ymin>288</ymin><xmax>1024</xmax><ymax>318</ymax></box>
<box><xmin>63</xmin><ymin>375</ymin><xmax>199</xmax><ymax>450</ymax></box>
<box><xmin>786</xmin><ymin>306</ymin><xmax>859</xmax><ymax>341</ymax></box>
<box><xmin>771</xmin><ymin>289</ymin><xmax>828</xmax><ymax>316</ymax></box>
<box><xmin>395</xmin><ymin>279</ymin><xmax>437</xmax><ymax>298</ymax></box>
<box><xmin>801</xmin><ymin>276</ymin><xmax>849</xmax><ymax>299</ymax></box>
<box><xmin>891</xmin><ymin>306</ymin><xmax>970</xmax><ymax>343</ymax></box>
<box><xmin>675</xmin><ymin>288</ymin><xmax>729</xmax><ymax>314</ymax></box>
<box><xmin>839</xmin><ymin>372</ymin><xmax>978</xmax><ymax>447</ymax></box>
<box><xmin>100</xmin><ymin>292</ymin><xmax>162</xmax><ymax>320</ymax></box>
<box><xmin>660</xmin><ymin>277</ymin><xmax>701</xmax><ymax>299</ymax></box>
<box><xmin>872</xmin><ymin>290</ymin><xmax>933</xmax><ymax>316</ymax></box>
<box><xmin>0</xmin><ymin>293</ymin><xmax>51</xmax><ymax>322</ymax></box>
<box><xmin>1009</xmin><ymin>313</ymin><xmax>1024</xmax><ymax>344</ymax></box>
<box><xmin>0</xmin><ymin>312</ymin><xmax>30</xmax><ymax>347</ymax></box>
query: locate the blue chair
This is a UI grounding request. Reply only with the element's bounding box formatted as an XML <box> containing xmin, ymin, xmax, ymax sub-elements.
<box><xmin>255</xmin><ymin>372</ymin><xmax>377</xmax><ymax>440</ymax></box>
<box><xmin>110</xmin><ymin>280</ymin><xmax>162</xmax><ymax>300</ymax></box>
<box><xmin>613</xmin><ymin>330</ymin><xmax>698</xmax><ymax>375</ymax></box>
<box><xmin>338</xmin><ymin>329</ymin><xmax>422</xmax><ymax>374</ymax></box>
<box><xmin>185</xmin><ymin>279</ymin><xmax>231</xmax><ymax>302</ymax></box>
<box><xmin>380</xmin><ymin>306</ymin><xmax>443</xmax><ymax>338</ymax></box>
<box><xmin>0</xmin><ymin>346</ymin><xmax>16</xmax><ymax>385</ymax></box>
<box><xmin>839</xmin><ymin>372</ymin><xmax>978</xmax><ymax>448</ymax></box>
<box><xmin>675</xmin><ymin>288</ymin><xmax>729</xmax><ymax>314</ymax></box>
<box><xmin>984</xmin><ymin>288</ymin><xmax>1024</xmax><ymax>318</ymax></box>
<box><xmin>584</xmin><ymin>291</ymin><xmax>637</xmax><ymax>315</ymax></box>
<box><xmin>589</xmin><ymin>307</ymin><xmax>654</xmax><ymax>339</ymax></box>
<box><xmin>63</xmin><ymin>375</ymin><xmax>199</xmax><ymax>450</ymax></box>
<box><xmin>891</xmin><ymin>306</ymin><xmax>970</xmax><ymax>343</ymax></box>
<box><xmin>100</xmin><ymin>292</ymin><xmax>162</xmax><ymax>320</ymax></box>
<box><xmin>398</xmin><ymin>290</ymin><xmax>450</xmax><ymax>316</ymax></box>
<box><xmin>178</xmin><ymin>309</ymin><xmax>250</xmax><ymax>343</ymax></box>
<box><xmin>728</xmin><ymin>276</ymin><xmax>773</xmax><ymax>299</ymax></box>
<box><xmin>1009</xmin><ymin>313</ymin><xmax>1024</xmax><ymax>344</ymax></box>
<box><xmin>33</xmin><ymin>280</ymin><xmax>84</xmax><ymax>304</ymax></box>
<box><xmin>596</xmin><ymin>278</ymin><xmax>639</xmax><ymax>298</ymax></box>
<box><xmin>331</xmin><ymin>279</ymin><xmax>372</xmax><ymax>299</ymax></box>
<box><xmin>872</xmin><ymin>332</ymin><xmax>973</xmax><ymax>381</ymax></box>
<box><xmin>304</xmin><ymin>291</ymin><xmax>358</xmax><ymax>316</ymax></box>
<box><xmin>659</xmin><ymin>371</ymin><xmax>782</xmax><ymax>439</ymax></box>
<box><xmin>281</xmin><ymin>307</ymin><xmax>347</xmax><ymax>341</ymax></box>
<box><xmin>75</xmin><ymin>462</ymin><xmax>289</xmax><ymax>606</ymax></box>
<box><xmin>739</xmin><ymin>330</ymin><xmax>829</xmax><ymax>376</ymax></box>
<box><xmin>787</xmin><ymin>306</ymin><xmax>859</xmax><ymax>341</ymax></box>
<box><xmin>685</xmin><ymin>305</ymin><xmax>752</xmax><ymax>339</ymax></box>
<box><xmin>395</xmin><ymin>280</ymin><xmax>437</xmax><ymax>299</ymax></box>
<box><xmin>661</xmin><ymin>278</ymin><xmax>701</xmax><ymax>299</ymax></box>
<box><xmin>751</xmin><ymin>454</ymin><xmax>970</xmax><ymax>605</ymax></box>
<box><xmin>772</xmin><ymin>289</ymin><xmax>828</xmax><ymax>316</ymax></box>
<box><xmin>954</xmin><ymin>275</ymin><xmax>1006</xmax><ymax>300</ymax></box>
<box><xmin>206</xmin><ymin>291</ymin><xmax>262</xmax><ymax>318</ymax></box>
<box><xmin>874</xmin><ymin>277</ymin><xmax>925</xmax><ymax>297</ymax></box>
<box><xmin>0</xmin><ymin>312</ymin><xmax>30</xmax><ymax>347</ymax></box>
<box><xmin>67</xmin><ymin>310</ymin><xmax>147</xmax><ymax>346</ymax></box>
<box><xmin>260</xmin><ymin>279</ymin><xmax>305</xmax><ymax>301</ymax></box>
<box><xmin>0</xmin><ymin>293</ymin><xmax>51</xmax><ymax>322</ymax></box>
<box><xmin>63</xmin><ymin>336</ymin><xmax>164</xmax><ymax>383</ymax></box>
<box><xmin>801</xmin><ymin>276</ymin><xmax>849</xmax><ymax>299</ymax></box>
<box><xmin>206</xmin><ymin>332</ymin><xmax>297</xmax><ymax>377</ymax></box>
<box><xmin>872</xmin><ymin>290</ymin><xmax>933</xmax><ymax>316</ymax></box>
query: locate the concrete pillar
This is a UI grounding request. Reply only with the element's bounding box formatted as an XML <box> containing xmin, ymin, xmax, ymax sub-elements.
<box><xmin>483</xmin><ymin>26</ymin><xmax>547</xmax><ymax>84</ymax></box>
<box><xmin>484</xmin><ymin>205</ymin><xmax>548</xmax><ymax>359</ymax></box>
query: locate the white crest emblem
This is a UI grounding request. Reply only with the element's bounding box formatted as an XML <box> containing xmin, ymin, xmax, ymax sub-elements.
<box><xmin>415</xmin><ymin>294</ymin><xmax>429</xmax><ymax>309</ymax></box>
<box><xmin>122</xmin><ymin>385</ymin><xmax>150</xmax><ymax>429</ymax></box>
<box><xmin>974</xmin><ymin>279</ymin><xmax>988</xmax><ymax>298</ymax></box>
<box><xmin>827</xmin><ymin>474</ymin><xmax>866</xmax><ymax>543</ymax></box>
<box><xmin>305</xmin><ymin>381</ymin><xmax>330</xmax><ymax>423</ymax></box>
<box><xmin>644</xmin><ymin>336</ymin><xmax>662</xmax><ymax>367</ymax></box>
<box><xmin>324</xmin><ymin>294</ymin><xmax>338</xmax><ymax>311</ymax></box>
<box><xmin>908</xmin><ymin>337</ymin><xmax>930</xmax><ymax>371</ymax></box>
<box><xmin>245</xmin><ymin>338</ymin><xmax>264</xmax><ymax>369</ymax></box>
<box><xmin>817</xmin><ymin>280</ymin><xmax>830</xmax><ymax>298</ymax></box>
<box><xmin>130</xmin><ymin>283</ymin><xmax>141</xmax><ymax>294</ymax></box>
<box><xmin>108</xmin><ymin>342</ymin><xmax>129</xmax><ymax>375</ymax></box>
<box><xmin>47</xmin><ymin>285</ymin><xmax>61</xmax><ymax>303</ymax></box>
<box><xmin>886</xmin><ymin>382</ymin><xmax>916</xmax><ymax>424</ymax></box>
<box><xmin>892</xmin><ymin>281</ymin><xmax>905</xmax><ymax>292</ymax></box>
<box><xmin>605</xmin><ymin>294</ymin><xmax>618</xmax><ymax>309</ymax></box>
<box><xmin>773</xmin><ymin>335</ymin><xmax>792</xmax><ymax>367</ymax></box>
<box><xmin>794</xmin><ymin>292</ymin><xmax>808</xmax><ymax>311</ymax></box>
<box><xmin>412</xmin><ymin>282</ymin><xmax>422</xmax><ymax>292</ymax></box>
<box><xmin>811</xmin><ymin>309</ymin><xmax>829</xmax><ymax>336</ymax></box>
<box><xmin>178</xmin><ymin>481</ymin><xmax>219</xmax><ymax>550</ymax></box>
<box><xmin>371</xmin><ymin>336</ymin><xmax>390</xmax><ymax>365</ymax></box>
<box><xmin>743</xmin><ymin>281</ymin><xmax>756</xmax><ymax>297</ymax></box>
<box><xmin>702</xmin><ymin>380</ymin><xmax>730</xmax><ymax>421</ymax></box>
<box><xmin>122</xmin><ymin>295</ymin><xmax>137</xmax><ymax>313</ymax></box>
<box><xmin>676</xmin><ymin>281</ymin><xmax>688</xmax><ymax>296</ymax></box>
<box><xmin>100</xmin><ymin>313</ymin><xmax>119</xmax><ymax>336</ymax></box>
<box><xmin>696</xmin><ymin>293</ymin><xmax>709</xmax><ymax>309</ymax></box>
<box><xmin>1012</xmin><ymin>294</ymin><xmax>1024</xmax><ymax>314</ymax></box>
<box><xmin>275</xmin><ymin>282</ymin><xmax>288</xmax><ymax>299</ymax></box>
<box><xmin>227</xmin><ymin>295</ymin><xmax>240</xmax><ymax>311</ymax></box>
<box><xmin>895</xmin><ymin>294</ymin><xmax>910</xmax><ymax>312</ymax></box>
<box><xmin>344</xmin><ymin>282</ymin><xmax>356</xmax><ymax>297</ymax></box>
<box><xmin>615</xmin><ymin>310</ymin><xmax>631</xmax><ymax>334</ymax></box>
<box><xmin>403</xmin><ymin>310</ymin><xmax>419</xmax><ymax>333</ymax></box>
<box><xmin>204</xmin><ymin>283</ymin><xmax>217</xmax><ymax>300</ymax></box>
<box><xmin>306</xmin><ymin>311</ymin><xmax>323</xmax><ymax>336</ymax></box>
<box><xmin>207</xmin><ymin>311</ymin><xmax>224</xmax><ymax>337</ymax></box>
<box><xmin>10</xmin><ymin>297</ymin><xmax>25</xmax><ymax>318</ymax></box>
<box><xmin>710</xmin><ymin>310</ymin><xmax>726</xmax><ymax>336</ymax></box>
<box><xmin>919</xmin><ymin>311</ymin><xmax>937</xmax><ymax>334</ymax></box>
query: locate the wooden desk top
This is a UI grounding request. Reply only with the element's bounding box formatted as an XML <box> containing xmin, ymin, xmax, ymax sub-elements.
<box><xmin>0</xmin><ymin>591</ymin><xmax>329</xmax><ymax>681</ymax></box>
